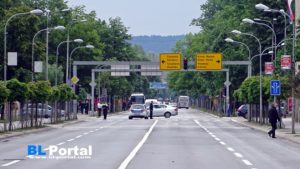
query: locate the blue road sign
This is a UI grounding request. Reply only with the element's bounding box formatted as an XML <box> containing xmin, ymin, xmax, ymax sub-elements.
<box><xmin>150</xmin><ymin>82</ymin><xmax>167</xmax><ymax>89</ymax></box>
<box><xmin>270</xmin><ymin>80</ymin><xmax>280</xmax><ymax>96</ymax></box>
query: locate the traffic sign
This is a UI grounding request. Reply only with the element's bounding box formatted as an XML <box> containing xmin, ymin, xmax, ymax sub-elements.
<box><xmin>160</xmin><ymin>53</ymin><xmax>181</xmax><ymax>70</ymax></box>
<box><xmin>270</xmin><ymin>80</ymin><xmax>280</xmax><ymax>96</ymax></box>
<box><xmin>196</xmin><ymin>53</ymin><xmax>222</xmax><ymax>70</ymax></box>
<box><xmin>149</xmin><ymin>82</ymin><xmax>167</xmax><ymax>89</ymax></box>
<box><xmin>281</xmin><ymin>55</ymin><xmax>292</xmax><ymax>70</ymax></box>
<box><xmin>265</xmin><ymin>62</ymin><xmax>274</xmax><ymax>75</ymax></box>
<box><xmin>71</xmin><ymin>76</ymin><xmax>79</xmax><ymax>84</ymax></box>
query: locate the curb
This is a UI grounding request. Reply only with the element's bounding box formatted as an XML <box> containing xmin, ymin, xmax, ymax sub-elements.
<box><xmin>230</xmin><ymin>118</ymin><xmax>300</xmax><ymax>145</ymax></box>
<box><xmin>0</xmin><ymin>119</ymin><xmax>83</xmax><ymax>140</ymax></box>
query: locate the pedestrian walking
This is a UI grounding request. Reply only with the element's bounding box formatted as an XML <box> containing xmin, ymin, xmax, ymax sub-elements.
<box><xmin>268</xmin><ymin>103</ymin><xmax>281</xmax><ymax>138</ymax></box>
<box><xmin>102</xmin><ymin>103</ymin><xmax>109</xmax><ymax>120</ymax></box>
<box><xmin>149</xmin><ymin>101</ymin><xmax>153</xmax><ymax>119</ymax></box>
<box><xmin>122</xmin><ymin>101</ymin><xmax>127</xmax><ymax>111</ymax></box>
<box><xmin>97</xmin><ymin>102</ymin><xmax>102</xmax><ymax>117</ymax></box>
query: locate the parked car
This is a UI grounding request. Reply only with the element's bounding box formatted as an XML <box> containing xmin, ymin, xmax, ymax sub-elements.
<box><xmin>147</xmin><ymin>104</ymin><xmax>178</xmax><ymax>118</ymax></box>
<box><xmin>128</xmin><ymin>104</ymin><xmax>148</xmax><ymax>119</ymax></box>
<box><xmin>22</xmin><ymin>103</ymin><xmax>65</xmax><ymax>118</ymax></box>
<box><xmin>237</xmin><ymin>104</ymin><xmax>247</xmax><ymax>119</ymax></box>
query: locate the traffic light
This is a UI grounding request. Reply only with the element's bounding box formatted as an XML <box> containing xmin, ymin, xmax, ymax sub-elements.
<box><xmin>183</xmin><ymin>57</ymin><xmax>188</xmax><ymax>70</ymax></box>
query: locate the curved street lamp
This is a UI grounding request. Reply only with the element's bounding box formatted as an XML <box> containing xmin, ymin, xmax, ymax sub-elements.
<box><xmin>31</xmin><ymin>26</ymin><xmax>66</xmax><ymax>81</ymax></box>
<box><xmin>55</xmin><ymin>39</ymin><xmax>84</xmax><ymax>85</ymax></box>
<box><xmin>69</xmin><ymin>45</ymin><xmax>95</xmax><ymax>80</ymax></box>
<box><xmin>231</xmin><ymin>29</ymin><xmax>263</xmax><ymax>124</ymax></box>
<box><xmin>4</xmin><ymin>9</ymin><xmax>44</xmax><ymax>82</ymax></box>
<box><xmin>225</xmin><ymin>38</ymin><xmax>251</xmax><ymax>77</ymax></box>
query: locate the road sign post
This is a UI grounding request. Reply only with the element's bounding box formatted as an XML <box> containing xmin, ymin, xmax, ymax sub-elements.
<box><xmin>196</xmin><ymin>53</ymin><xmax>222</xmax><ymax>70</ymax></box>
<box><xmin>270</xmin><ymin>80</ymin><xmax>280</xmax><ymax>96</ymax></box>
<box><xmin>160</xmin><ymin>53</ymin><xmax>181</xmax><ymax>70</ymax></box>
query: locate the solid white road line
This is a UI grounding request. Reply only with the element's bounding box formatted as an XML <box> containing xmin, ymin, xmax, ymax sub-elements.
<box><xmin>67</xmin><ymin>139</ymin><xmax>75</xmax><ymax>142</ymax></box>
<box><xmin>234</xmin><ymin>153</ymin><xmax>243</xmax><ymax>158</ymax></box>
<box><xmin>2</xmin><ymin>160</ymin><xmax>20</xmax><ymax>167</ymax></box>
<box><xmin>242</xmin><ymin>159</ymin><xmax>253</xmax><ymax>166</ymax></box>
<box><xmin>57</xmin><ymin>142</ymin><xmax>66</xmax><ymax>146</ymax></box>
<box><xmin>118</xmin><ymin>120</ymin><xmax>158</xmax><ymax>169</ymax></box>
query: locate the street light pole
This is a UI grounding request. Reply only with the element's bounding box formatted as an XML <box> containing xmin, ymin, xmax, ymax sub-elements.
<box><xmin>4</xmin><ymin>9</ymin><xmax>43</xmax><ymax>82</ymax></box>
<box><xmin>232</xmin><ymin>30</ymin><xmax>262</xmax><ymax>124</ymax></box>
<box><xmin>55</xmin><ymin>39</ymin><xmax>83</xmax><ymax>85</ymax></box>
<box><xmin>32</xmin><ymin>26</ymin><xmax>65</xmax><ymax>81</ymax></box>
<box><xmin>225</xmin><ymin>38</ymin><xmax>251</xmax><ymax>77</ymax></box>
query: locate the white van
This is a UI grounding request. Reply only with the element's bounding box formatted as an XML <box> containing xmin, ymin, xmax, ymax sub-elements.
<box><xmin>178</xmin><ymin>96</ymin><xmax>189</xmax><ymax>109</ymax></box>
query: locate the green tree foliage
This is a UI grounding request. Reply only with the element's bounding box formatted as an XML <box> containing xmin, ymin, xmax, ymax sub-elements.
<box><xmin>27</xmin><ymin>81</ymin><xmax>51</xmax><ymax>102</ymax></box>
<box><xmin>168</xmin><ymin>0</ymin><xmax>297</xmax><ymax>101</ymax></box>
<box><xmin>58</xmin><ymin>84</ymin><xmax>74</xmax><ymax>102</ymax></box>
<box><xmin>0</xmin><ymin>81</ymin><xmax>10</xmax><ymax>105</ymax></box>
<box><xmin>6</xmin><ymin>79</ymin><xmax>28</xmax><ymax>102</ymax></box>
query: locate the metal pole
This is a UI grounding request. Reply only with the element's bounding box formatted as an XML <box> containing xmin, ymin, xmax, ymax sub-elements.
<box><xmin>45</xmin><ymin>12</ymin><xmax>49</xmax><ymax>81</ymax></box>
<box><xmin>292</xmin><ymin>23</ymin><xmax>296</xmax><ymax>134</ymax></box>
<box><xmin>66</xmin><ymin>31</ymin><xmax>70</xmax><ymax>84</ymax></box>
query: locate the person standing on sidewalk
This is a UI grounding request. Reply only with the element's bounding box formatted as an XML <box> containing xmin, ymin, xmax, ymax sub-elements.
<box><xmin>268</xmin><ymin>103</ymin><xmax>281</xmax><ymax>138</ymax></box>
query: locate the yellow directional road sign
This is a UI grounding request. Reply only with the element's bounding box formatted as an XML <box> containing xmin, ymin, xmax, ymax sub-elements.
<box><xmin>71</xmin><ymin>76</ymin><xmax>79</xmax><ymax>84</ymax></box>
<box><xmin>196</xmin><ymin>53</ymin><xmax>222</xmax><ymax>70</ymax></box>
<box><xmin>160</xmin><ymin>53</ymin><xmax>181</xmax><ymax>70</ymax></box>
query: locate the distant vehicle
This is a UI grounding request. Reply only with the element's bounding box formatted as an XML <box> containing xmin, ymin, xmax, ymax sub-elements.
<box><xmin>237</xmin><ymin>104</ymin><xmax>247</xmax><ymax>119</ymax></box>
<box><xmin>144</xmin><ymin>99</ymin><xmax>158</xmax><ymax>108</ymax></box>
<box><xmin>129</xmin><ymin>93</ymin><xmax>145</xmax><ymax>105</ymax></box>
<box><xmin>146</xmin><ymin>104</ymin><xmax>178</xmax><ymax>118</ymax></box>
<box><xmin>128</xmin><ymin>104</ymin><xmax>148</xmax><ymax>119</ymax></box>
<box><xmin>178</xmin><ymin>96</ymin><xmax>189</xmax><ymax>109</ymax></box>
<box><xmin>168</xmin><ymin>102</ymin><xmax>178</xmax><ymax>108</ymax></box>
<box><xmin>22</xmin><ymin>103</ymin><xmax>65</xmax><ymax>118</ymax></box>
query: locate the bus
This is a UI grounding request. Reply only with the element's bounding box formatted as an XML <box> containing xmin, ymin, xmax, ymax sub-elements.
<box><xmin>129</xmin><ymin>93</ymin><xmax>145</xmax><ymax>105</ymax></box>
<box><xmin>178</xmin><ymin>96</ymin><xmax>189</xmax><ymax>109</ymax></box>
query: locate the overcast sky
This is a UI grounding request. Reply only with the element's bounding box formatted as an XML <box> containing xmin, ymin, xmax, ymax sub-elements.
<box><xmin>66</xmin><ymin>0</ymin><xmax>207</xmax><ymax>36</ymax></box>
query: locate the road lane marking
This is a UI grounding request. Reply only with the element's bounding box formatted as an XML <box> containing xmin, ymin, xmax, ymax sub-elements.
<box><xmin>219</xmin><ymin>141</ymin><xmax>226</xmax><ymax>145</ymax></box>
<box><xmin>83</xmin><ymin>132</ymin><xmax>89</xmax><ymax>135</ymax></box>
<box><xmin>227</xmin><ymin>147</ymin><xmax>235</xmax><ymax>152</ymax></box>
<box><xmin>2</xmin><ymin>160</ymin><xmax>20</xmax><ymax>167</ymax></box>
<box><xmin>195</xmin><ymin>119</ymin><xmax>256</xmax><ymax>168</ymax></box>
<box><xmin>57</xmin><ymin>142</ymin><xmax>66</xmax><ymax>146</ymax></box>
<box><xmin>118</xmin><ymin>120</ymin><xmax>158</xmax><ymax>169</ymax></box>
<box><xmin>76</xmin><ymin>135</ymin><xmax>82</xmax><ymax>138</ymax></box>
<box><xmin>242</xmin><ymin>159</ymin><xmax>253</xmax><ymax>166</ymax></box>
<box><xmin>234</xmin><ymin>153</ymin><xmax>243</xmax><ymax>158</ymax></box>
<box><xmin>214</xmin><ymin>138</ymin><xmax>220</xmax><ymax>141</ymax></box>
<box><xmin>67</xmin><ymin>139</ymin><xmax>75</xmax><ymax>142</ymax></box>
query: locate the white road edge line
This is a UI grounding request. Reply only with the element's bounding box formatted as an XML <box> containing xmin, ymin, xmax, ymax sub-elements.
<box><xmin>118</xmin><ymin>120</ymin><xmax>158</xmax><ymax>169</ymax></box>
<box><xmin>242</xmin><ymin>159</ymin><xmax>253</xmax><ymax>166</ymax></box>
<box><xmin>2</xmin><ymin>160</ymin><xmax>20</xmax><ymax>167</ymax></box>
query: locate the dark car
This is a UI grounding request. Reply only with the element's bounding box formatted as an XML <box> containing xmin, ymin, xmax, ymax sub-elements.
<box><xmin>237</xmin><ymin>104</ymin><xmax>247</xmax><ymax>119</ymax></box>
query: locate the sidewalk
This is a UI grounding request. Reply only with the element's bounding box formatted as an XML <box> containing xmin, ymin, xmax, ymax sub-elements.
<box><xmin>0</xmin><ymin>114</ymin><xmax>93</xmax><ymax>140</ymax></box>
<box><xmin>231</xmin><ymin>116</ymin><xmax>300</xmax><ymax>144</ymax></box>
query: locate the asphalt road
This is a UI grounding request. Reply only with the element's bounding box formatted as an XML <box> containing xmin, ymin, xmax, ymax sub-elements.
<box><xmin>1</xmin><ymin>108</ymin><xmax>300</xmax><ymax>169</ymax></box>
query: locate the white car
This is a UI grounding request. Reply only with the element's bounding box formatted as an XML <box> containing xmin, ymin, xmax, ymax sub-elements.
<box><xmin>128</xmin><ymin>104</ymin><xmax>148</xmax><ymax>119</ymax></box>
<box><xmin>147</xmin><ymin>104</ymin><xmax>178</xmax><ymax>118</ymax></box>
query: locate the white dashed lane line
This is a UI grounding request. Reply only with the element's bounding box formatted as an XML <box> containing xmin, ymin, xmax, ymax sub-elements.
<box><xmin>194</xmin><ymin>120</ymin><xmax>257</xmax><ymax>169</ymax></box>
<box><xmin>67</xmin><ymin>138</ymin><xmax>75</xmax><ymax>142</ymax></box>
<box><xmin>57</xmin><ymin>142</ymin><xmax>66</xmax><ymax>146</ymax></box>
<box><xmin>76</xmin><ymin>135</ymin><xmax>82</xmax><ymax>138</ymax></box>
